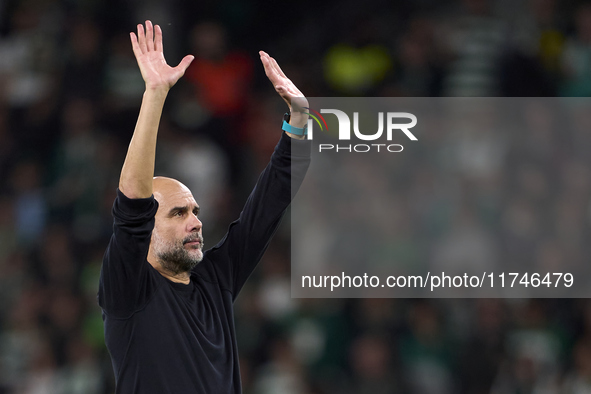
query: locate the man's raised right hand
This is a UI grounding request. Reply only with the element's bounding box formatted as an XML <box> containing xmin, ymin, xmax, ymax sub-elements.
<box><xmin>130</xmin><ymin>20</ymin><xmax>194</xmax><ymax>92</ymax></box>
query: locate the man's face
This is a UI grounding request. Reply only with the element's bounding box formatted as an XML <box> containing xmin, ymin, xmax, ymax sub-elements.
<box><xmin>151</xmin><ymin>178</ymin><xmax>204</xmax><ymax>275</ymax></box>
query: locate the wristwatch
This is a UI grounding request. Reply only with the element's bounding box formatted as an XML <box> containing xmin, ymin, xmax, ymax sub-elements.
<box><xmin>282</xmin><ymin>112</ymin><xmax>307</xmax><ymax>136</ymax></box>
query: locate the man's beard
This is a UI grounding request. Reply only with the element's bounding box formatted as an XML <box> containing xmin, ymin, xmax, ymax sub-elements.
<box><xmin>152</xmin><ymin>230</ymin><xmax>204</xmax><ymax>275</ymax></box>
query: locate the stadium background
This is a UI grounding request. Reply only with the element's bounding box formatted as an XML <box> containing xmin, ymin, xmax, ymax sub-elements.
<box><xmin>1</xmin><ymin>0</ymin><xmax>591</xmax><ymax>392</ymax></box>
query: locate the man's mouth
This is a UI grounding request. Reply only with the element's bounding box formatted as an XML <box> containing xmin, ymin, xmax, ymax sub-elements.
<box><xmin>183</xmin><ymin>237</ymin><xmax>202</xmax><ymax>246</ymax></box>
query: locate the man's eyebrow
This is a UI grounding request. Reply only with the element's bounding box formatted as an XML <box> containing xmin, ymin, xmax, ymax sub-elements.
<box><xmin>168</xmin><ymin>205</ymin><xmax>200</xmax><ymax>215</ymax></box>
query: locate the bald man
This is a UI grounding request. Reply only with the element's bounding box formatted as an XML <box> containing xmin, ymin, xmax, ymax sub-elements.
<box><xmin>98</xmin><ymin>21</ymin><xmax>310</xmax><ymax>393</ymax></box>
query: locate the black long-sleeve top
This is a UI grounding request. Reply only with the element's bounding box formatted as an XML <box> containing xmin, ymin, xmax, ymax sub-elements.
<box><xmin>98</xmin><ymin>132</ymin><xmax>311</xmax><ymax>393</ymax></box>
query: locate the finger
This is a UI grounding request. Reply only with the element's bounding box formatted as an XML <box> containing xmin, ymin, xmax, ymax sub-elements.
<box><xmin>260</xmin><ymin>53</ymin><xmax>279</xmax><ymax>83</ymax></box>
<box><xmin>261</xmin><ymin>52</ymin><xmax>278</xmax><ymax>77</ymax></box>
<box><xmin>260</xmin><ymin>53</ymin><xmax>273</xmax><ymax>78</ymax></box>
<box><xmin>268</xmin><ymin>56</ymin><xmax>290</xmax><ymax>92</ymax></box>
<box><xmin>155</xmin><ymin>24</ymin><xmax>163</xmax><ymax>52</ymax></box>
<box><xmin>146</xmin><ymin>20</ymin><xmax>154</xmax><ymax>51</ymax></box>
<box><xmin>130</xmin><ymin>32</ymin><xmax>142</xmax><ymax>59</ymax></box>
<box><xmin>268</xmin><ymin>56</ymin><xmax>282</xmax><ymax>77</ymax></box>
<box><xmin>174</xmin><ymin>54</ymin><xmax>195</xmax><ymax>75</ymax></box>
<box><xmin>259</xmin><ymin>51</ymin><xmax>269</xmax><ymax>67</ymax></box>
<box><xmin>270</xmin><ymin>56</ymin><xmax>287</xmax><ymax>79</ymax></box>
<box><xmin>269</xmin><ymin>56</ymin><xmax>301</xmax><ymax>96</ymax></box>
<box><xmin>285</xmin><ymin>84</ymin><xmax>304</xmax><ymax>97</ymax></box>
<box><xmin>261</xmin><ymin>55</ymin><xmax>272</xmax><ymax>77</ymax></box>
<box><xmin>137</xmin><ymin>24</ymin><xmax>147</xmax><ymax>53</ymax></box>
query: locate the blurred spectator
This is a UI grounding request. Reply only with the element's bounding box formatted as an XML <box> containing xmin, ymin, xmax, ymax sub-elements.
<box><xmin>386</xmin><ymin>17</ymin><xmax>444</xmax><ymax>96</ymax></box>
<box><xmin>499</xmin><ymin>0</ymin><xmax>564</xmax><ymax>96</ymax></box>
<box><xmin>61</xmin><ymin>19</ymin><xmax>105</xmax><ymax>100</ymax></box>
<box><xmin>36</xmin><ymin>224</ymin><xmax>77</xmax><ymax>289</ymax></box>
<box><xmin>561</xmin><ymin>3</ymin><xmax>591</xmax><ymax>96</ymax></box>
<box><xmin>347</xmin><ymin>333</ymin><xmax>402</xmax><ymax>394</ymax></box>
<box><xmin>0</xmin><ymin>283</ymin><xmax>47</xmax><ymax>392</ymax></box>
<box><xmin>182</xmin><ymin>20</ymin><xmax>254</xmax><ymax>184</ymax></box>
<box><xmin>0</xmin><ymin>195</ymin><xmax>17</xmax><ymax>261</ymax></box>
<box><xmin>438</xmin><ymin>0</ymin><xmax>507</xmax><ymax>96</ymax></box>
<box><xmin>10</xmin><ymin>160</ymin><xmax>47</xmax><ymax>246</ymax></box>
<box><xmin>323</xmin><ymin>19</ymin><xmax>392</xmax><ymax>95</ymax></box>
<box><xmin>492</xmin><ymin>300</ymin><xmax>564</xmax><ymax>393</ymax></box>
<box><xmin>400</xmin><ymin>301</ymin><xmax>455</xmax><ymax>394</ymax></box>
<box><xmin>457</xmin><ymin>299</ymin><xmax>506</xmax><ymax>394</ymax></box>
<box><xmin>0</xmin><ymin>0</ymin><xmax>61</xmax><ymax>108</ymax></box>
<box><xmin>16</xmin><ymin>334</ymin><xmax>60</xmax><ymax>394</ymax></box>
<box><xmin>186</xmin><ymin>21</ymin><xmax>254</xmax><ymax>120</ymax></box>
<box><xmin>561</xmin><ymin>337</ymin><xmax>591</xmax><ymax>394</ymax></box>
<box><xmin>0</xmin><ymin>105</ymin><xmax>15</xmax><ymax>183</ymax></box>
<box><xmin>102</xmin><ymin>34</ymin><xmax>146</xmax><ymax>133</ymax></box>
<box><xmin>59</xmin><ymin>336</ymin><xmax>103</xmax><ymax>394</ymax></box>
<box><xmin>430</xmin><ymin>204</ymin><xmax>499</xmax><ymax>276</ymax></box>
<box><xmin>500</xmin><ymin>0</ymin><xmax>566</xmax><ymax>97</ymax></box>
<box><xmin>49</xmin><ymin>97</ymin><xmax>112</xmax><ymax>244</ymax></box>
<box><xmin>253</xmin><ymin>338</ymin><xmax>308</xmax><ymax>394</ymax></box>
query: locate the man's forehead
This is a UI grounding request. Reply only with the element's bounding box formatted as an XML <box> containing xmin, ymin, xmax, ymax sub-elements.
<box><xmin>153</xmin><ymin>177</ymin><xmax>198</xmax><ymax>208</ymax></box>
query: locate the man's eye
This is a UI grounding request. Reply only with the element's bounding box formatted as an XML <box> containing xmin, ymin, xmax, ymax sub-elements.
<box><xmin>174</xmin><ymin>211</ymin><xmax>183</xmax><ymax>217</ymax></box>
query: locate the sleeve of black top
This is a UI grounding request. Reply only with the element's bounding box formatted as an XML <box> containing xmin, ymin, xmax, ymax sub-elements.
<box><xmin>202</xmin><ymin>132</ymin><xmax>311</xmax><ymax>300</ymax></box>
<box><xmin>98</xmin><ymin>189</ymin><xmax>161</xmax><ymax>318</ymax></box>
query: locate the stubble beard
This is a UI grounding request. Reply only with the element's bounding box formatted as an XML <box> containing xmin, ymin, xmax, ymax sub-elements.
<box><xmin>152</xmin><ymin>229</ymin><xmax>204</xmax><ymax>275</ymax></box>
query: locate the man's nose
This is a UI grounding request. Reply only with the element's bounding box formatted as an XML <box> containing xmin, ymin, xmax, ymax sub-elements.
<box><xmin>188</xmin><ymin>214</ymin><xmax>202</xmax><ymax>232</ymax></box>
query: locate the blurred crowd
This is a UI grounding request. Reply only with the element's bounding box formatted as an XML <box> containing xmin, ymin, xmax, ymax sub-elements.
<box><xmin>1</xmin><ymin>0</ymin><xmax>591</xmax><ymax>392</ymax></box>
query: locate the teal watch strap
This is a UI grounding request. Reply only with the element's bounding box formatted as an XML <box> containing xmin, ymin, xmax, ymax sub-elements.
<box><xmin>282</xmin><ymin>120</ymin><xmax>307</xmax><ymax>136</ymax></box>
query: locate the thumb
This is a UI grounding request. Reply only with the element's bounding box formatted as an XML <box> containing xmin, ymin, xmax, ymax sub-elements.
<box><xmin>175</xmin><ymin>55</ymin><xmax>195</xmax><ymax>74</ymax></box>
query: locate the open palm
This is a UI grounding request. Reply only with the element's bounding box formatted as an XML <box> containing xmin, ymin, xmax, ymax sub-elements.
<box><xmin>130</xmin><ymin>21</ymin><xmax>194</xmax><ymax>91</ymax></box>
<box><xmin>259</xmin><ymin>51</ymin><xmax>308</xmax><ymax>113</ymax></box>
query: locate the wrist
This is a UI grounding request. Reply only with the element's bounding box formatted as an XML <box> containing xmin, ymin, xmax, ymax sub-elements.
<box><xmin>145</xmin><ymin>85</ymin><xmax>170</xmax><ymax>96</ymax></box>
<box><xmin>143</xmin><ymin>86</ymin><xmax>169</xmax><ymax>102</ymax></box>
<box><xmin>282</xmin><ymin>113</ymin><xmax>307</xmax><ymax>139</ymax></box>
<box><xmin>289</xmin><ymin>111</ymin><xmax>309</xmax><ymax>128</ymax></box>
